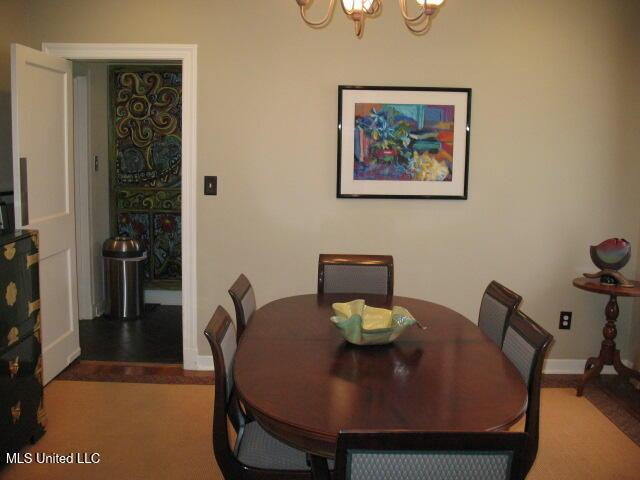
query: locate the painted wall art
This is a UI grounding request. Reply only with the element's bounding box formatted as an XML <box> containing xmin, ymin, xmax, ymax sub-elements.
<box><xmin>110</xmin><ymin>66</ymin><xmax>182</xmax><ymax>286</ymax></box>
<box><xmin>338</xmin><ymin>86</ymin><xmax>471</xmax><ymax>199</ymax></box>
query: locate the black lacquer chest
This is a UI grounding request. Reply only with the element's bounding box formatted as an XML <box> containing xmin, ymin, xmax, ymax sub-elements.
<box><xmin>0</xmin><ymin>230</ymin><xmax>46</xmax><ymax>459</ymax></box>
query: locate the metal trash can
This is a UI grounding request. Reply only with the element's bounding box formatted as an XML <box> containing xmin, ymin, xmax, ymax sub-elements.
<box><xmin>103</xmin><ymin>236</ymin><xmax>147</xmax><ymax>320</ymax></box>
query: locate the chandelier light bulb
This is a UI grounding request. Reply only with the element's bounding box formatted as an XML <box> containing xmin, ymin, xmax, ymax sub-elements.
<box><xmin>342</xmin><ymin>0</ymin><xmax>375</xmax><ymax>12</ymax></box>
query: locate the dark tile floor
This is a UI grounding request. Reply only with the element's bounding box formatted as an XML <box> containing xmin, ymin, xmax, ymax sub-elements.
<box><xmin>79</xmin><ymin>305</ymin><xmax>182</xmax><ymax>363</ymax></box>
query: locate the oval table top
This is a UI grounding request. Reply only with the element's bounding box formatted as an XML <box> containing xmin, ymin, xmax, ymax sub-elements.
<box><xmin>233</xmin><ymin>293</ymin><xmax>528</xmax><ymax>458</ymax></box>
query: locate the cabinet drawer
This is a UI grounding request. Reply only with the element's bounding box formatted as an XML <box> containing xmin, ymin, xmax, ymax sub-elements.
<box><xmin>0</xmin><ymin>375</ymin><xmax>45</xmax><ymax>455</ymax></box>
<box><xmin>1</xmin><ymin>334</ymin><xmax>42</xmax><ymax>382</ymax></box>
<box><xmin>0</xmin><ymin>310</ymin><xmax>39</xmax><ymax>355</ymax></box>
<box><xmin>0</xmin><ymin>234</ymin><xmax>39</xmax><ymax>352</ymax></box>
<box><xmin>0</xmin><ymin>335</ymin><xmax>45</xmax><ymax>455</ymax></box>
<box><xmin>0</xmin><ymin>235</ymin><xmax>37</xmax><ymax>263</ymax></box>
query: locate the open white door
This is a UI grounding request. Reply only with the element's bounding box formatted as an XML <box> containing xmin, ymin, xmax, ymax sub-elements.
<box><xmin>11</xmin><ymin>44</ymin><xmax>80</xmax><ymax>384</ymax></box>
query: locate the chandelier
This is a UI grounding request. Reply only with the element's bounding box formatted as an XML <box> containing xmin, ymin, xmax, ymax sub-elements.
<box><xmin>295</xmin><ymin>0</ymin><xmax>445</xmax><ymax>39</ymax></box>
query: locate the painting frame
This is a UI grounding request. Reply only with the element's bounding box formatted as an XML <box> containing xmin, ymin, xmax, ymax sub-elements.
<box><xmin>337</xmin><ymin>85</ymin><xmax>472</xmax><ymax>199</ymax></box>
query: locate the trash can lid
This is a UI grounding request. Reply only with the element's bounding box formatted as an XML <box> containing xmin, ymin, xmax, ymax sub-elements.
<box><xmin>103</xmin><ymin>236</ymin><xmax>145</xmax><ymax>259</ymax></box>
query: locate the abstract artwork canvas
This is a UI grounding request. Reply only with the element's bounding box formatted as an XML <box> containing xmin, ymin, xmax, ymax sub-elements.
<box><xmin>338</xmin><ymin>86</ymin><xmax>471</xmax><ymax>199</ymax></box>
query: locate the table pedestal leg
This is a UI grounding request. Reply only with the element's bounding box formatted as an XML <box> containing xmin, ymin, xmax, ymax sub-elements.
<box><xmin>577</xmin><ymin>356</ymin><xmax>604</xmax><ymax>396</ymax></box>
<box><xmin>577</xmin><ymin>294</ymin><xmax>640</xmax><ymax>396</ymax></box>
<box><xmin>613</xmin><ymin>350</ymin><xmax>640</xmax><ymax>382</ymax></box>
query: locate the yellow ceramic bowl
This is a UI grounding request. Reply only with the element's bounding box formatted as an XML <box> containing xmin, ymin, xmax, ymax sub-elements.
<box><xmin>330</xmin><ymin>299</ymin><xmax>417</xmax><ymax>346</ymax></box>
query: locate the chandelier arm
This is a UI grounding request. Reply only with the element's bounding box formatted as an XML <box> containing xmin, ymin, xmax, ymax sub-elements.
<box><xmin>404</xmin><ymin>15</ymin><xmax>433</xmax><ymax>34</ymax></box>
<box><xmin>367</xmin><ymin>0</ymin><xmax>382</xmax><ymax>15</ymax></box>
<box><xmin>299</xmin><ymin>0</ymin><xmax>337</xmax><ymax>28</ymax></box>
<box><xmin>398</xmin><ymin>0</ymin><xmax>428</xmax><ymax>24</ymax></box>
<box><xmin>355</xmin><ymin>17</ymin><xmax>365</xmax><ymax>39</ymax></box>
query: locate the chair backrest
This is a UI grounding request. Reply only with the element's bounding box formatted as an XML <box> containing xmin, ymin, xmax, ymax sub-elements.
<box><xmin>334</xmin><ymin>431</ymin><xmax>529</xmax><ymax>480</ymax></box>
<box><xmin>203</xmin><ymin>306</ymin><xmax>245</xmax><ymax>476</ymax></box>
<box><xmin>478</xmin><ymin>281</ymin><xmax>522</xmax><ymax>347</ymax></box>
<box><xmin>502</xmin><ymin>309</ymin><xmax>553</xmax><ymax>474</ymax></box>
<box><xmin>318</xmin><ymin>254</ymin><xmax>393</xmax><ymax>296</ymax></box>
<box><xmin>228</xmin><ymin>273</ymin><xmax>256</xmax><ymax>342</ymax></box>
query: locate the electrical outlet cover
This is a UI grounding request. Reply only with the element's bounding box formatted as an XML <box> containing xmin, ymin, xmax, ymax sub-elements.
<box><xmin>559</xmin><ymin>311</ymin><xmax>572</xmax><ymax>330</ymax></box>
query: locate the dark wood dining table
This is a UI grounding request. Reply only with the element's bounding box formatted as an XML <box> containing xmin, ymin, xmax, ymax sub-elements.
<box><xmin>233</xmin><ymin>293</ymin><xmax>528</xmax><ymax>470</ymax></box>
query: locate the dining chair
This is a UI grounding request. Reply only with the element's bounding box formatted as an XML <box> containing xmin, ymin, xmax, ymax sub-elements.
<box><xmin>331</xmin><ymin>430</ymin><xmax>530</xmax><ymax>480</ymax></box>
<box><xmin>478</xmin><ymin>280</ymin><xmax>523</xmax><ymax>347</ymax></box>
<box><xmin>229</xmin><ymin>273</ymin><xmax>257</xmax><ymax>343</ymax></box>
<box><xmin>317</xmin><ymin>254</ymin><xmax>394</xmax><ymax>296</ymax></box>
<box><xmin>204</xmin><ymin>306</ymin><xmax>313</xmax><ymax>479</ymax></box>
<box><xmin>502</xmin><ymin>310</ymin><xmax>553</xmax><ymax>475</ymax></box>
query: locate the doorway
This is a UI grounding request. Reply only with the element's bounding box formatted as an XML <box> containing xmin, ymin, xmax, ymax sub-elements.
<box><xmin>74</xmin><ymin>61</ymin><xmax>183</xmax><ymax>363</ymax></box>
<box><xmin>42</xmin><ymin>43</ymin><xmax>200</xmax><ymax>373</ymax></box>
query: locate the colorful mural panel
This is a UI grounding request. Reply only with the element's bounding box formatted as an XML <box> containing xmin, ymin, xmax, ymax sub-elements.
<box><xmin>110</xmin><ymin>66</ymin><xmax>182</xmax><ymax>286</ymax></box>
<box><xmin>153</xmin><ymin>213</ymin><xmax>181</xmax><ymax>280</ymax></box>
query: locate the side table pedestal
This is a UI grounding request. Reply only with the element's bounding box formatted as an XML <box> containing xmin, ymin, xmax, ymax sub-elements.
<box><xmin>572</xmin><ymin>278</ymin><xmax>640</xmax><ymax>397</ymax></box>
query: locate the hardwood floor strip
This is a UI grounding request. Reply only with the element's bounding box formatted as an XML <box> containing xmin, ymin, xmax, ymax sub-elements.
<box><xmin>55</xmin><ymin>360</ymin><xmax>213</xmax><ymax>385</ymax></box>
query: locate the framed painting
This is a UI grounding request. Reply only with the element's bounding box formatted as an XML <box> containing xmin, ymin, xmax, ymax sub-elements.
<box><xmin>337</xmin><ymin>86</ymin><xmax>471</xmax><ymax>199</ymax></box>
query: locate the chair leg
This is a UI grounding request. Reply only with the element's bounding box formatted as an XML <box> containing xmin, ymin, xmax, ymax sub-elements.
<box><xmin>309</xmin><ymin>455</ymin><xmax>330</xmax><ymax>480</ymax></box>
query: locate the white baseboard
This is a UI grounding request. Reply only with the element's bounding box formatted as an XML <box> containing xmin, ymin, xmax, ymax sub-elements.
<box><xmin>196</xmin><ymin>355</ymin><xmax>214</xmax><ymax>371</ymax></box>
<box><xmin>543</xmin><ymin>358</ymin><xmax>633</xmax><ymax>375</ymax></box>
<box><xmin>182</xmin><ymin>348</ymin><xmax>199</xmax><ymax>370</ymax></box>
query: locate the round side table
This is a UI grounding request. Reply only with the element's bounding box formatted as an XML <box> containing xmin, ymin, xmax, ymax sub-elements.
<box><xmin>573</xmin><ymin>277</ymin><xmax>640</xmax><ymax>396</ymax></box>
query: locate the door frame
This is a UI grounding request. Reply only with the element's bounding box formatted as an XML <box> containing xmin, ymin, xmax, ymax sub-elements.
<box><xmin>72</xmin><ymin>66</ymin><xmax>95</xmax><ymax>320</ymax></box>
<box><xmin>42</xmin><ymin>43</ymin><xmax>200</xmax><ymax>370</ymax></box>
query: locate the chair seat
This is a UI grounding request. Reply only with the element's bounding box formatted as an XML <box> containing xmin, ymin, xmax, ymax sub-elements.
<box><xmin>236</xmin><ymin>421</ymin><xmax>311</xmax><ymax>471</ymax></box>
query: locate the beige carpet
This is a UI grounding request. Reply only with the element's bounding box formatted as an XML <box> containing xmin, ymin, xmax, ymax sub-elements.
<box><xmin>3</xmin><ymin>382</ymin><xmax>639</xmax><ymax>480</ymax></box>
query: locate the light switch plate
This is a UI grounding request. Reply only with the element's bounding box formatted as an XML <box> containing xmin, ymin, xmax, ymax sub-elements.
<box><xmin>204</xmin><ymin>176</ymin><xmax>217</xmax><ymax>195</ymax></box>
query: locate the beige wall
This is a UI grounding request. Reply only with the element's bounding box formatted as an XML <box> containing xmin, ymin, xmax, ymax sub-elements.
<box><xmin>0</xmin><ymin>1</ymin><xmax>32</xmax><ymax>191</ymax></box>
<box><xmin>9</xmin><ymin>0</ymin><xmax>640</xmax><ymax>359</ymax></box>
<box><xmin>623</xmin><ymin>10</ymin><xmax>640</xmax><ymax>370</ymax></box>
